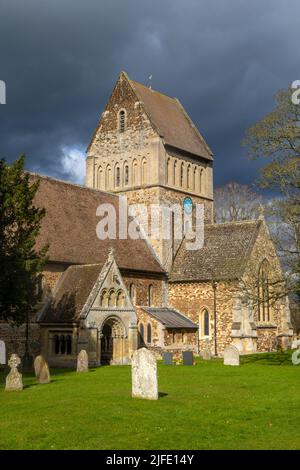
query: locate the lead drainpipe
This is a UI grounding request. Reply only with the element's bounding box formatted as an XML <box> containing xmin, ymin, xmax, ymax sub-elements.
<box><xmin>212</xmin><ymin>281</ymin><xmax>218</xmax><ymax>356</ymax></box>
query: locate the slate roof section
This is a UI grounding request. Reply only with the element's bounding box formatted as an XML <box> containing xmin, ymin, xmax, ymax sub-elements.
<box><xmin>170</xmin><ymin>220</ymin><xmax>262</xmax><ymax>282</ymax></box>
<box><xmin>40</xmin><ymin>264</ymin><xmax>103</xmax><ymax>323</ymax></box>
<box><xmin>130</xmin><ymin>77</ymin><xmax>213</xmax><ymax>160</ymax></box>
<box><xmin>31</xmin><ymin>174</ymin><xmax>165</xmax><ymax>274</ymax></box>
<box><xmin>142</xmin><ymin>307</ymin><xmax>198</xmax><ymax>329</ymax></box>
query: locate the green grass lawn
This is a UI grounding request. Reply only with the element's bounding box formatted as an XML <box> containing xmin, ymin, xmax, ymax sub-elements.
<box><xmin>0</xmin><ymin>351</ymin><xmax>299</xmax><ymax>450</ymax></box>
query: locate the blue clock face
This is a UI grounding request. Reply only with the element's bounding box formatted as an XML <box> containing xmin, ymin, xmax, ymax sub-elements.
<box><xmin>183</xmin><ymin>197</ymin><xmax>193</xmax><ymax>215</ymax></box>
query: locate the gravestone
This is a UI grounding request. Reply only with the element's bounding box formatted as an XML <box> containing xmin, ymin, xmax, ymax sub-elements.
<box><xmin>201</xmin><ymin>339</ymin><xmax>212</xmax><ymax>360</ymax></box>
<box><xmin>182</xmin><ymin>350</ymin><xmax>193</xmax><ymax>366</ymax></box>
<box><xmin>34</xmin><ymin>355</ymin><xmax>51</xmax><ymax>384</ymax></box>
<box><xmin>77</xmin><ymin>349</ymin><xmax>89</xmax><ymax>373</ymax></box>
<box><xmin>5</xmin><ymin>354</ymin><xmax>23</xmax><ymax>391</ymax></box>
<box><xmin>131</xmin><ymin>348</ymin><xmax>158</xmax><ymax>400</ymax></box>
<box><xmin>0</xmin><ymin>340</ymin><xmax>6</xmax><ymax>365</ymax></box>
<box><xmin>292</xmin><ymin>339</ymin><xmax>300</xmax><ymax>349</ymax></box>
<box><xmin>163</xmin><ymin>352</ymin><xmax>173</xmax><ymax>365</ymax></box>
<box><xmin>223</xmin><ymin>345</ymin><xmax>240</xmax><ymax>366</ymax></box>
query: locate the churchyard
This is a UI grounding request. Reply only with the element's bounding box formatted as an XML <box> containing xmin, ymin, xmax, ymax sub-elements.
<box><xmin>0</xmin><ymin>351</ymin><xmax>299</xmax><ymax>450</ymax></box>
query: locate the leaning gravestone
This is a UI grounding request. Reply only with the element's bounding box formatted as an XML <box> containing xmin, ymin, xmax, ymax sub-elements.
<box><xmin>131</xmin><ymin>348</ymin><xmax>158</xmax><ymax>400</ymax></box>
<box><xmin>163</xmin><ymin>352</ymin><xmax>173</xmax><ymax>365</ymax></box>
<box><xmin>34</xmin><ymin>355</ymin><xmax>51</xmax><ymax>384</ymax></box>
<box><xmin>5</xmin><ymin>354</ymin><xmax>23</xmax><ymax>391</ymax></box>
<box><xmin>182</xmin><ymin>350</ymin><xmax>193</xmax><ymax>366</ymax></box>
<box><xmin>223</xmin><ymin>345</ymin><xmax>240</xmax><ymax>366</ymax></box>
<box><xmin>0</xmin><ymin>340</ymin><xmax>6</xmax><ymax>365</ymax></box>
<box><xmin>77</xmin><ymin>349</ymin><xmax>89</xmax><ymax>373</ymax></box>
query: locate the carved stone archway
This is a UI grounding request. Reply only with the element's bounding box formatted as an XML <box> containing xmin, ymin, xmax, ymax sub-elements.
<box><xmin>100</xmin><ymin>317</ymin><xmax>126</xmax><ymax>365</ymax></box>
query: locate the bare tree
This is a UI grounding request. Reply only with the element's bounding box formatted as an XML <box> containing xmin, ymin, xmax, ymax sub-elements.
<box><xmin>214</xmin><ymin>182</ymin><xmax>263</xmax><ymax>223</ymax></box>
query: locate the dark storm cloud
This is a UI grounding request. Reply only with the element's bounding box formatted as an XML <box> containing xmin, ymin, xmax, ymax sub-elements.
<box><xmin>0</xmin><ymin>0</ymin><xmax>299</xmax><ymax>186</ymax></box>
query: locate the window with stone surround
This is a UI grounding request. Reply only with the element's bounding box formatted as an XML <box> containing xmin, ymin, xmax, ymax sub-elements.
<box><xmin>129</xmin><ymin>283</ymin><xmax>136</xmax><ymax>304</ymax></box>
<box><xmin>187</xmin><ymin>164</ymin><xmax>191</xmax><ymax>189</ymax></box>
<box><xmin>193</xmin><ymin>166</ymin><xmax>197</xmax><ymax>191</ymax></box>
<box><xmin>258</xmin><ymin>259</ymin><xmax>270</xmax><ymax>322</ymax></box>
<box><xmin>118</xmin><ymin>109</ymin><xmax>126</xmax><ymax>133</ymax></box>
<box><xmin>115</xmin><ymin>165</ymin><xmax>120</xmax><ymax>187</ymax></box>
<box><xmin>147</xmin><ymin>323</ymin><xmax>152</xmax><ymax>344</ymax></box>
<box><xmin>132</xmin><ymin>159</ymin><xmax>138</xmax><ymax>186</ymax></box>
<box><xmin>199</xmin><ymin>308</ymin><xmax>210</xmax><ymax>338</ymax></box>
<box><xmin>180</xmin><ymin>162</ymin><xmax>184</xmax><ymax>187</ymax></box>
<box><xmin>53</xmin><ymin>334</ymin><xmax>72</xmax><ymax>355</ymax></box>
<box><xmin>142</xmin><ymin>158</ymin><xmax>147</xmax><ymax>184</ymax></box>
<box><xmin>148</xmin><ymin>284</ymin><xmax>153</xmax><ymax>306</ymax></box>
<box><xmin>167</xmin><ymin>158</ymin><xmax>171</xmax><ymax>184</ymax></box>
<box><xmin>124</xmin><ymin>162</ymin><xmax>129</xmax><ymax>186</ymax></box>
<box><xmin>199</xmin><ymin>168</ymin><xmax>203</xmax><ymax>193</ymax></box>
<box><xmin>139</xmin><ymin>323</ymin><xmax>144</xmax><ymax>346</ymax></box>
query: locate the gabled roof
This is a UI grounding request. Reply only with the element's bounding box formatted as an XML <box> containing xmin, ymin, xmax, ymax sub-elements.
<box><xmin>39</xmin><ymin>264</ymin><xmax>103</xmax><ymax>323</ymax></box>
<box><xmin>32</xmin><ymin>173</ymin><xmax>165</xmax><ymax>274</ymax></box>
<box><xmin>142</xmin><ymin>307</ymin><xmax>198</xmax><ymax>329</ymax></box>
<box><xmin>170</xmin><ymin>220</ymin><xmax>262</xmax><ymax>282</ymax></box>
<box><xmin>129</xmin><ymin>77</ymin><xmax>213</xmax><ymax>160</ymax></box>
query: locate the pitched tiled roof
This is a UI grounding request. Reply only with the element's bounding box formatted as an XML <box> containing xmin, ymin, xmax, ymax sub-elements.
<box><xmin>32</xmin><ymin>174</ymin><xmax>165</xmax><ymax>274</ymax></box>
<box><xmin>130</xmin><ymin>78</ymin><xmax>213</xmax><ymax>160</ymax></box>
<box><xmin>142</xmin><ymin>307</ymin><xmax>198</xmax><ymax>329</ymax></box>
<box><xmin>40</xmin><ymin>264</ymin><xmax>103</xmax><ymax>323</ymax></box>
<box><xmin>170</xmin><ymin>220</ymin><xmax>262</xmax><ymax>282</ymax></box>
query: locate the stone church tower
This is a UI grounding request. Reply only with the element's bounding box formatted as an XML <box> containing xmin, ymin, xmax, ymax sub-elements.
<box><xmin>86</xmin><ymin>71</ymin><xmax>214</xmax><ymax>269</ymax></box>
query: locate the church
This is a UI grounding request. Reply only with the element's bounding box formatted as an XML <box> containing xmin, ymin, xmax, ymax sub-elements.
<box><xmin>0</xmin><ymin>72</ymin><xmax>294</xmax><ymax>366</ymax></box>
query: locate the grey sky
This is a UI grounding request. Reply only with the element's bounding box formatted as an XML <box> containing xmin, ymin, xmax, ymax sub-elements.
<box><xmin>0</xmin><ymin>0</ymin><xmax>299</xmax><ymax>187</ymax></box>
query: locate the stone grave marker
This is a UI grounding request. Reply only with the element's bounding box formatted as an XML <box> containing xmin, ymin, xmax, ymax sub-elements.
<box><xmin>77</xmin><ymin>349</ymin><xmax>89</xmax><ymax>373</ymax></box>
<box><xmin>182</xmin><ymin>350</ymin><xmax>193</xmax><ymax>366</ymax></box>
<box><xmin>5</xmin><ymin>354</ymin><xmax>23</xmax><ymax>391</ymax></box>
<box><xmin>0</xmin><ymin>340</ymin><xmax>6</xmax><ymax>365</ymax></box>
<box><xmin>202</xmin><ymin>339</ymin><xmax>212</xmax><ymax>360</ymax></box>
<box><xmin>131</xmin><ymin>348</ymin><xmax>158</xmax><ymax>400</ymax></box>
<box><xmin>34</xmin><ymin>355</ymin><xmax>51</xmax><ymax>384</ymax></box>
<box><xmin>223</xmin><ymin>345</ymin><xmax>240</xmax><ymax>366</ymax></box>
<box><xmin>163</xmin><ymin>352</ymin><xmax>173</xmax><ymax>365</ymax></box>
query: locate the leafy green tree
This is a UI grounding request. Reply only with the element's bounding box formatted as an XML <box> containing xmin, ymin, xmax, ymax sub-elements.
<box><xmin>0</xmin><ymin>155</ymin><xmax>48</xmax><ymax>325</ymax></box>
<box><xmin>243</xmin><ymin>86</ymin><xmax>300</xmax><ymax>305</ymax></box>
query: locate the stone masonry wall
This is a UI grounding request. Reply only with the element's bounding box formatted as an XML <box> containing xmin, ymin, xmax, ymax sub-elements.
<box><xmin>168</xmin><ymin>280</ymin><xmax>238</xmax><ymax>355</ymax></box>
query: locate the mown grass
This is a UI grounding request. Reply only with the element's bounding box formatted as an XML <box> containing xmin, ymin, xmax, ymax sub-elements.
<box><xmin>0</xmin><ymin>351</ymin><xmax>299</xmax><ymax>450</ymax></box>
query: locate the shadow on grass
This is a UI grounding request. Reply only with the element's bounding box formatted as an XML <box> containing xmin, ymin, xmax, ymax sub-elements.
<box><xmin>241</xmin><ymin>350</ymin><xmax>294</xmax><ymax>366</ymax></box>
<box><xmin>158</xmin><ymin>392</ymin><xmax>168</xmax><ymax>398</ymax></box>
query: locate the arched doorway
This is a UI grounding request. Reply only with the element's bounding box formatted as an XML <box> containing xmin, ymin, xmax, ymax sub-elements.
<box><xmin>100</xmin><ymin>317</ymin><xmax>125</xmax><ymax>365</ymax></box>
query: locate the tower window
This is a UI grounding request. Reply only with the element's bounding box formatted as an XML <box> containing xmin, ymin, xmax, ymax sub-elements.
<box><xmin>124</xmin><ymin>164</ymin><xmax>129</xmax><ymax>186</ymax></box>
<box><xmin>180</xmin><ymin>163</ymin><xmax>184</xmax><ymax>187</ymax></box>
<box><xmin>119</xmin><ymin>110</ymin><xmax>126</xmax><ymax>133</ymax></box>
<box><xmin>115</xmin><ymin>166</ymin><xmax>120</xmax><ymax>187</ymax></box>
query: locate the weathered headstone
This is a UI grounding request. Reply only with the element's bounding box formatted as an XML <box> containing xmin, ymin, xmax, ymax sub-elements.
<box><xmin>0</xmin><ymin>340</ymin><xmax>6</xmax><ymax>365</ymax></box>
<box><xmin>131</xmin><ymin>348</ymin><xmax>158</xmax><ymax>400</ymax></box>
<box><xmin>34</xmin><ymin>355</ymin><xmax>51</xmax><ymax>384</ymax></box>
<box><xmin>223</xmin><ymin>345</ymin><xmax>240</xmax><ymax>366</ymax></box>
<box><xmin>163</xmin><ymin>352</ymin><xmax>173</xmax><ymax>365</ymax></box>
<box><xmin>182</xmin><ymin>350</ymin><xmax>193</xmax><ymax>366</ymax></box>
<box><xmin>201</xmin><ymin>339</ymin><xmax>212</xmax><ymax>360</ymax></box>
<box><xmin>5</xmin><ymin>354</ymin><xmax>23</xmax><ymax>391</ymax></box>
<box><xmin>77</xmin><ymin>349</ymin><xmax>89</xmax><ymax>373</ymax></box>
<box><xmin>292</xmin><ymin>339</ymin><xmax>300</xmax><ymax>349</ymax></box>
